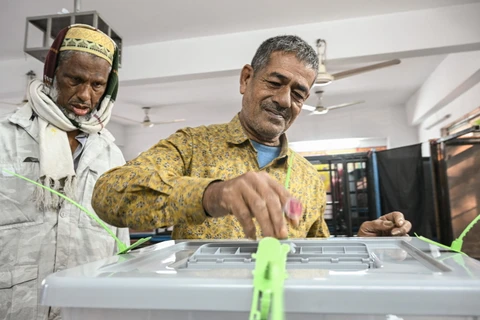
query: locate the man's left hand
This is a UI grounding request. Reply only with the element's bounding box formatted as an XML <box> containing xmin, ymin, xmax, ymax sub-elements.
<box><xmin>358</xmin><ymin>211</ymin><xmax>412</xmax><ymax>237</ymax></box>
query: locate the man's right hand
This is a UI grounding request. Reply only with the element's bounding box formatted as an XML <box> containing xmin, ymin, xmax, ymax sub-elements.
<box><xmin>202</xmin><ymin>171</ymin><xmax>299</xmax><ymax>239</ymax></box>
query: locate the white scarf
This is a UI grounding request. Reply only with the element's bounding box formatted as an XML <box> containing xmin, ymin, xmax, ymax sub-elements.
<box><xmin>27</xmin><ymin>79</ymin><xmax>114</xmax><ymax>209</ymax></box>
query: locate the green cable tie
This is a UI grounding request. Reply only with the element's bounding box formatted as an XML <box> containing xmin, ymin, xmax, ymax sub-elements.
<box><xmin>450</xmin><ymin>213</ymin><xmax>480</xmax><ymax>252</ymax></box>
<box><xmin>414</xmin><ymin>233</ymin><xmax>462</xmax><ymax>253</ymax></box>
<box><xmin>435</xmin><ymin>252</ymin><xmax>476</xmax><ymax>279</ymax></box>
<box><xmin>249</xmin><ymin>237</ymin><xmax>290</xmax><ymax>320</ymax></box>
<box><xmin>415</xmin><ymin>211</ymin><xmax>480</xmax><ymax>255</ymax></box>
<box><xmin>2</xmin><ymin>169</ymin><xmax>151</xmax><ymax>255</ymax></box>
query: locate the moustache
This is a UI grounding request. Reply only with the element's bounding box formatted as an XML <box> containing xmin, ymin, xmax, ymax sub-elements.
<box><xmin>261</xmin><ymin>101</ymin><xmax>290</xmax><ymax>119</ymax></box>
<box><xmin>70</xmin><ymin>101</ymin><xmax>92</xmax><ymax>110</ymax></box>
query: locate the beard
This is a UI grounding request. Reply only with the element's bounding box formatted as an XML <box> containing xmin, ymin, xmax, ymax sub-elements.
<box><xmin>46</xmin><ymin>78</ymin><xmax>94</xmax><ymax>123</ymax></box>
<box><xmin>241</xmin><ymin>100</ymin><xmax>292</xmax><ymax>142</ymax></box>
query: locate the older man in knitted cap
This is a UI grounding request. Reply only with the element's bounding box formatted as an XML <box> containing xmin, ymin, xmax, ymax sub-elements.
<box><xmin>0</xmin><ymin>24</ymin><xmax>129</xmax><ymax>320</ymax></box>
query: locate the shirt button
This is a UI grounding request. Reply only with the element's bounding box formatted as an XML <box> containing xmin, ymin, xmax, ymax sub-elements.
<box><xmin>60</xmin><ymin>211</ymin><xmax>66</xmax><ymax>218</ymax></box>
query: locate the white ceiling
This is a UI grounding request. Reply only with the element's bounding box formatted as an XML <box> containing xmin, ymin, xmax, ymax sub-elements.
<box><xmin>1</xmin><ymin>0</ymin><xmax>478</xmax><ymax>149</ymax></box>
<box><xmin>1</xmin><ymin>0</ymin><xmax>479</xmax><ymax>60</ymax></box>
<box><xmin>113</xmin><ymin>54</ymin><xmax>447</xmax><ymax>128</ymax></box>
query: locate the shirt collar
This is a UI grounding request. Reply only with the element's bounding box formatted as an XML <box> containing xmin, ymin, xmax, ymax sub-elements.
<box><xmin>75</xmin><ymin>132</ymin><xmax>89</xmax><ymax>149</ymax></box>
<box><xmin>76</xmin><ymin>132</ymin><xmax>89</xmax><ymax>140</ymax></box>
<box><xmin>226</xmin><ymin>114</ymin><xmax>249</xmax><ymax>145</ymax></box>
<box><xmin>226</xmin><ymin>113</ymin><xmax>290</xmax><ymax>158</ymax></box>
<box><xmin>9</xmin><ymin>104</ymin><xmax>35</xmax><ymax>130</ymax></box>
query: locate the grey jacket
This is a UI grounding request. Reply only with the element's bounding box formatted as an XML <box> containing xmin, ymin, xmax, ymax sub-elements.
<box><xmin>0</xmin><ymin>106</ymin><xmax>130</xmax><ymax>320</ymax></box>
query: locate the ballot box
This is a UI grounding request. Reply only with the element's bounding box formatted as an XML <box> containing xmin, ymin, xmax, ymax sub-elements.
<box><xmin>41</xmin><ymin>237</ymin><xmax>480</xmax><ymax>320</ymax></box>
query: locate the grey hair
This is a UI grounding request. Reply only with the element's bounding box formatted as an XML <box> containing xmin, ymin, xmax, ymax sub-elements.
<box><xmin>251</xmin><ymin>35</ymin><xmax>318</xmax><ymax>77</ymax></box>
<box><xmin>57</xmin><ymin>50</ymin><xmax>112</xmax><ymax>73</ymax></box>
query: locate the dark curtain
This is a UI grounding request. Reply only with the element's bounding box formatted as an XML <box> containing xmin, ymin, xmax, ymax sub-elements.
<box><xmin>376</xmin><ymin>144</ymin><xmax>429</xmax><ymax>235</ymax></box>
<box><xmin>366</xmin><ymin>152</ymin><xmax>378</xmax><ymax>220</ymax></box>
<box><xmin>422</xmin><ymin>158</ymin><xmax>436</xmax><ymax>239</ymax></box>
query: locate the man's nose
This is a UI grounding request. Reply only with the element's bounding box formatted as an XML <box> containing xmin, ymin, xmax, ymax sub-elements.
<box><xmin>271</xmin><ymin>86</ymin><xmax>291</xmax><ymax>109</ymax></box>
<box><xmin>76</xmin><ymin>84</ymin><xmax>92</xmax><ymax>103</ymax></box>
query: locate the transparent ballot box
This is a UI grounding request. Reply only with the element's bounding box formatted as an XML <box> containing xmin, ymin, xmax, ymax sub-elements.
<box><xmin>41</xmin><ymin>237</ymin><xmax>480</xmax><ymax>320</ymax></box>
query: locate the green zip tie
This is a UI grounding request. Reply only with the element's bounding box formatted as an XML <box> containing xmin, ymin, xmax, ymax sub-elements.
<box><xmin>249</xmin><ymin>237</ymin><xmax>290</xmax><ymax>320</ymax></box>
<box><xmin>450</xmin><ymin>213</ymin><xmax>480</xmax><ymax>252</ymax></box>
<box><xmin>414</xmin><ymin>233</ymin><xmax>462</xmax><ymax>253</ymax></box>
<box><xmin>2</xmin><ymin>169</ymin><xmax>151</xmax><ymax>255</ymax></box>
<box><xmin>415</xmin><ymin>211</ymin><xmax>480</xmax><ymax>255</ymax></box>
<box><xmin>435</xmin><ymin>252</ymin><xmax>476</xmax><ymax>279</ymax></box>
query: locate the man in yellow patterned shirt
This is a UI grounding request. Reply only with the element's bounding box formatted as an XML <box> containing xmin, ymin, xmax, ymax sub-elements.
<box><xmin>92</xmin><ymin>35</ymin><xmax>411</xmax><ymax>240</ymax></box>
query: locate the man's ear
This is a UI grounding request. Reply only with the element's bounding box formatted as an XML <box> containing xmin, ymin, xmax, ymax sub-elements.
<box><xmin>239</xmin><ymin>64</ymin><xmax>254</xmax><ymax>95</ymax></box>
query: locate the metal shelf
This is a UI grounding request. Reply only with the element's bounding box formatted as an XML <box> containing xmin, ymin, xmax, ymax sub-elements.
<box><xmin>24</xmin><ymin>11</ymin><xmax>122</xmax><ymax>67</ymax></box>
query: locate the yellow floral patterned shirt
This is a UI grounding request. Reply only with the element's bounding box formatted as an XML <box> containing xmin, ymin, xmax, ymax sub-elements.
<box><xmin>92</xmin><ymin>115</ymin><xmax>330</xmax><ymax>239</ymax></box>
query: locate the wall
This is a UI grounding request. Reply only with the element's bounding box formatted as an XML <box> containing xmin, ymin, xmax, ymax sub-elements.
<box><xmin>105</xmin><ymin>121</ymin><xmax>127</xmax><ymax>156</ymax></box>
<box><xmin>387</xmin><ymin>106</ymin><xmax>420</xmax><ymax>149</ymax></box>
<box><xmin>418</xmin><ymin>81</ymin><xmax>480</xmax><ymax>156</ymax></box>
<box><xmin>406</xmin><ymin>51</ymin><xmax>480</xmax><ymax>126</ymax></box>
<box><xmin>0</xmin><ymin>58</ymin><xmax>43</xmax><ymax>99</ymax></box>
<box><xmin>409</xmin><ymin>50</ymin><xmax>480</xmax><ymax>156</ymax></box>
<box><xmin>122</xmin><ymin>103</ymin><xmax>418</xmax><ymax>161</ymax></box>
<box><xmin>0</xmin><ymin>103</ymin><xmax>18</xmax><ymax>116</ymax></box>
<box><xmin>123</xmin><ymin>122</ymin><xmax>180</xmax><ymax>161</ymax></box>
<box><xmin>287</xmin><ymin>103</ymin><xmax>418</xmax><ymax>150</ymax></box>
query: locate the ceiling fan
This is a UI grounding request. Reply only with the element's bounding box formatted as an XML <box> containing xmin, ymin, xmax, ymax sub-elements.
<box><xmin>314</xmin><ymin>39</ymin><xmax>401</xmax><ymax>87</ymax></box>
<box><xmin>112</xmin><ymin>106</ymin><xmax>186</xmax><ymax>128</ymax></box>
<box><xmin>302</xmin><ymin>90</ymin><xmax>365</xmax><ymax>115</ymax></box>
<box><xmin>0</xmin><ymin>70</ymin><xmax>37</xmax><ymax>107</ymax></box>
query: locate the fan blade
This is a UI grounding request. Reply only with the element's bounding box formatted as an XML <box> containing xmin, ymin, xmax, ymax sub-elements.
<box><xmin>152</xmin><ymin>119</ymin><xmax>186</xmax><ymax>125</ymax></box>
<box><xmin>302</xmin><ymin>104</ymin><xmax>316</xmax><ymax>112</ymax></box>
<box><xmin>111</xmin><ymin>114</ymin><xmax>141</xmax><ymax>124</ymax></box>
<box><xmin>0</xmin><ymin>101</ymin><xmax>24</xmax><ymax>106</ymax></box>
<box><xmin>332</xmin><ymin>59</ymin><xmax>401</xmax><ymax>80</ymax></box>
<box><xmin>327</xmin><ymin>100</ymin><xmax>365</xmax><ymax>110</ymax></box>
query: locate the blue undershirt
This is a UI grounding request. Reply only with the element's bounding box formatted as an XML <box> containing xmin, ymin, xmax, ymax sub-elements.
<box><xmin>250</xmin><ymin>140</ymin><xmax>281</xmax><ymax>168</ymax></box>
